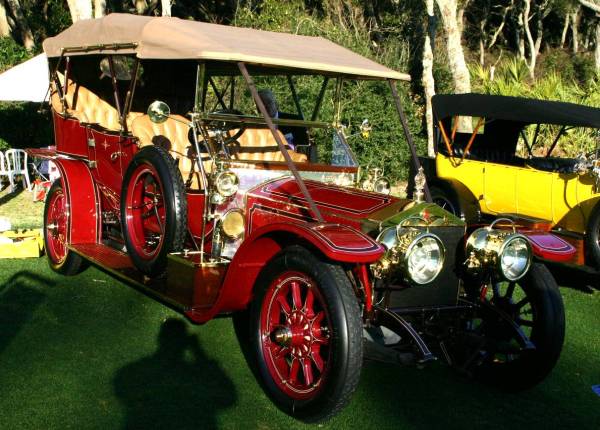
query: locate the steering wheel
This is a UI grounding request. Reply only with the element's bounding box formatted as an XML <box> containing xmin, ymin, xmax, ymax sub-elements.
<box><xmin>207</xmin><ymin>109</ymin><xmax>246</xmax><ymax>147</ymax></box>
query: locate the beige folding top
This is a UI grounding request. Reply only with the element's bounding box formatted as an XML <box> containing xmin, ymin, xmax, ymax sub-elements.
<box><xmin>43</xmin><ymin>13</ymin><xmax>410</xmax><ymax>81</ymax></box>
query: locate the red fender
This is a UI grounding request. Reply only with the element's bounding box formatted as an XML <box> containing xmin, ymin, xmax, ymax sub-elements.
<box><xmin>28</xmin><ymin>150</ymin><xmax>99</xmax><ymax>244</ymax></box>
<box><xmin>519</xmin><ymin>231</ymin><xmax>576</xmax><ymax>263</ymax></box>
<box><xmin>186</xmin><ymin>222</ymin><xmax>384</xmax><ymax>323</ymax></box>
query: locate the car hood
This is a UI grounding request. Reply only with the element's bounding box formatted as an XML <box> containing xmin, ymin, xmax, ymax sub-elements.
<box><xmin>247</xmin><ymin>177</ymin><xmax>464</xmax><ymax>234</ymax></box>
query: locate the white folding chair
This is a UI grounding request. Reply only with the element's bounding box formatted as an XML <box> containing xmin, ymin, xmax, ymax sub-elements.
<box><xmin>0</xmin><ymin>151</ymin><xmax>14</xmax><ymax>191</ymax></box>
<box><xmin>5</xmin><ymin>148</ymin><xmax>32</xmax><ymax>191</ymax></box>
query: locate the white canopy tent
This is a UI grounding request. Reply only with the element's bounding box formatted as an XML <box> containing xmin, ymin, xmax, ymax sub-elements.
<box><xmin>0</xmin><ymin>54</ymin><xmax>49</xmax><ymax>103</ymax></box>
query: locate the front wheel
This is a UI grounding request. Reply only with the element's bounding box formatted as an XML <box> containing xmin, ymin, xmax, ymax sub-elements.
<box><xmin>460</xmin><ymin>263</ymin><xmax>565</xmax><ymax>390</ymax></box>
<box><xmin>43</xmin><ymin>180</ymin><xmax>86</xmax><ymax>275</ymax></box>
<box><xmin>249</xmin><ymin>246</ymin><xmax>363</xmax><ymax>422</ymax></box>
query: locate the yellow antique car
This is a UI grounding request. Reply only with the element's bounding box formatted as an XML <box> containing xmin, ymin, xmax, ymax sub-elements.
<box><xmin>419</xmin><ymin>93</ymin><xmax>600</xmax><ymax>268</ymax></box>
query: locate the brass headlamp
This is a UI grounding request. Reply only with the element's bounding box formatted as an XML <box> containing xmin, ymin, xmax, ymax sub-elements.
<box><xmin>372</xmin><ymin>219</ymin><xmax>445</xmax><ymax>285</ymax></box>
<box><xmin>465</xmin><ymin>218</ymin><xmax>531</xmax><ymax>281</ymax></box>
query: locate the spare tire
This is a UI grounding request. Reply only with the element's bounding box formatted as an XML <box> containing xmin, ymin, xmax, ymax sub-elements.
<box><xmin>121</xmin><ymin>145</ymin><xmax>187</xmax><ymax>276</ymax></box>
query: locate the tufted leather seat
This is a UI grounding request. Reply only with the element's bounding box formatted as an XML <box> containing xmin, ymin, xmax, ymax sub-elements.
<box><xmin>229</xmin><ymin>128</ymin><xmax>307</xmax><ymax>163</ymax></box>
<box><xmin>50</xmin><ymin>78</ymin><xmax>123</xmax><ymax>131</ymax></box>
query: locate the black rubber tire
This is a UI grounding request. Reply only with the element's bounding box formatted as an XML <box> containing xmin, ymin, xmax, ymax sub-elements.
<box><xmin>585</xmin><ymin>202</ymin><xmax>600</xmax><ymax>268</ymax></box>
<box><xmin>121</xmin><ymin>145</ymin><xmax>187</xmax><ymax>276</ymax></box>
<box><xmin>43</xmin><ymin>180</ymin><xmax>87</xmax><ymax>276</ymax></box>
<box><xmin>430</xmin><ymin>184</ymin><xmax>460</xmax><ymax>216</ymax></box>
<box><xmin>247</xmin><ymin>245</ymin><xmax>363</xmax><ymax>423</ymax></box>
<box><xmin>471</xmin><ymin>263</ymin><xmax>565</xmax><ymax>390</ymax></box>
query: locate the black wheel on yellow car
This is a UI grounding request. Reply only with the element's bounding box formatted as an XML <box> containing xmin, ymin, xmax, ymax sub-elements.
<box><xmin>248</xmin><ymin>246</ymin><xmax>363</xmax><ymax>423</ymax></box>
<box><xmin>44</xmin><ymin>180</ymin><xmax>87</xmax><ymax>275</ymax></box>
<box><xmin>121</xmin><ymin>145</ymin><xmax>187</xmax><ymax>276</ymax></box>
<box><xmin>460</xmin><ymin>263</ymin><xmax>565</xmax><ymax>390</ymax></box>
<box><xmin>430</xmin><ymin>184</ymin><xmax>460</xmax><ymax>216</ymax></box>
<box><xmin>585</xmin><ymin>202</ymin><xmax>600</xmax><ymax>268</ymax></box>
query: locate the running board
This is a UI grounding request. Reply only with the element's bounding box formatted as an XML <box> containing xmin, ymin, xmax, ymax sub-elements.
<box><xmin>69</xmin><ymin>244</ymin><xmax>229</xmax><ymax>313</ymax></box>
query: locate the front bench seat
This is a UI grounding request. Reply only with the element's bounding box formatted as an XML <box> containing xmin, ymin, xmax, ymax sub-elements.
<box><xmin>229</xmin><ymin>128</ymin><xmax>307</xmax><ymax>163</ymax></box>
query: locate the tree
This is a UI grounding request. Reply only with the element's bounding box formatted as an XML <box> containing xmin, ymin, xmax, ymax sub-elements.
<box><xmin>94</xmin><ymin>0</ymin><xmax>106</xmax><ymax>18</ymax></box>
<box><xmin>4</xmin><ymin>0</ymin><xmax>34</xmax><ymax>50</ymax></box>
<box><xmin>0</xmin><ymin>1</ymin><xmax>11</xmax><ymax>38</ymax></box>
<box><xmin>436</xmin><ymin>0</ymin><xmax>472</xmax><ymax>94</ymax></box>
<box><xmin>67</xmin><ymin>0</ymin><xmax>92</xmax><ymax>22</ymax></box>
<box><xmin>579</xmin><ymin>0</ymin><xmax>600</xmax><ymax>69</ymax></box>
<box><xmin>522</xmin><ymin>0</ymin><xmax>551</xmax><ymax>78</ymax></box>
<box><xmin>161</xmin><ymin>0</ymin><xmax>171</xmax><ymax>16</ymax></box>
<box><xmin>423</xmin><ymin>0</ymin><xmax>436</xmax><ymax>156</ymax></box>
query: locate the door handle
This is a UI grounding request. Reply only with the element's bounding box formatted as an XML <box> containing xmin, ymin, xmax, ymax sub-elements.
<box><xmin>110</xmin><ymin>151</ymin><xmax>124</xmax><ymax>162</ymax></box>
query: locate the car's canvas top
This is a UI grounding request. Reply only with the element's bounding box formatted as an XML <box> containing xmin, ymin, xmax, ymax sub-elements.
<box><xmin>432</xmin><ymin>93</ymin><xmax>600</xmax><ymax>128</ymax></box>
<box><xmin>43</xmin><ymin>13</ymin><xmax>409</xmax><ymax>81</ymax></box>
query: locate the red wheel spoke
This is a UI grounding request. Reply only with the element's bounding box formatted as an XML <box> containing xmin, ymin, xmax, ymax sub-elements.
<box><xmin>302</xmin><ymin>358</ymin><xmax>314</xmax><ymax>386</ymax></box>
<box><xmin>304</xmin><ymin>288</ymin><xmax>314</xmax><ymax>317</ymax></box>
<box><xmin>289</xmin><ymin>358</ymin><xmax>300</xmax><ymax>385</ymax></box>
<box><xmin>291</xmin><ymin>281</ymin><xmax>302</xmax><ymax>310</ymax></box>
<box><xmin>310</xmin><ymin>344</ymin><xmax>324</xmax><ymax>372</ymax></box>
<box><xmin>276</xmin><ymin>295</ymin><xmax>291</xmax><ymax>316</ymax></box>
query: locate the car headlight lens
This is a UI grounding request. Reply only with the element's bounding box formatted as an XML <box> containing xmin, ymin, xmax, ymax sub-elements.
<box><xmin>221</xmin><ymin>209</ymin><xmax>245</xmax><ymax>239</ymax></box>
<box><xmin>406</xmin><ymin>234</ymin><xmax>445</xmax><ymax>284</ymax></box>
<box><xmin>500</xmin><ymin>236</ymin><xmax>530</xmax><ymax>281</ymax></box>
<box><xmin>465</xmin><ymin>228</ymin><xmax>531</xmax><ymax>281</ymax></box>
<box><xmin>215</xmin><ymin>171</ymin><xmax>239</xmax><ymax>197</ymax></box>
<box><xmin>373</xmin><ymin>226</ymin><xmax>445</xmax><ymax>284</ymax></box>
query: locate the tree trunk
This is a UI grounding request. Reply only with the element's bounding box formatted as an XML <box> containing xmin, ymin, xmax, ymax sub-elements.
<box><xmin>94</xmin><ymin>0</ymin><xmax>106</xmax><ymax>18</ymax></box>
<box><xmin>67</xmin><ymin>0</ymin><xmax>93</xmax><ymax>22</ymax></box>
<box><xmin>0</xmin><ymin>0</ymin><xmax>11</xmax><ymax>37</ymax></box>
<box><xmin>560</xmin><ymin>13</ymin><xmax>569</xmax><ymax>47</ymax></box>
<box><xmin>516</xmin><ymin>10</ymin><xmax>525</xmax><ymax>59</ymax></box>
<box><xmin>423</xmin><ymin>0</ymin><xmax>436</xmax><ymax>157</ymax></box>
<box><xmin>134</xmin><ymin>0</ymin><xmax>147</xmax><ymax>14</ymax></box>
<box><xmin>596</xmin><ymin>19</ymin><xmax>600</xmax><ymax>70</ymax></box>
<box><xmin>523</xmin><ymin>0</ymin><xmax>540</xmax><ymax>79</ymax></box>
<box><xmin>436</xmin><ymin>0</ymin><xmax>471</xmax><ymax>94</ymax></box>
<box><xmin>161</xmin><ymin>0</ymin><xmax>171</xmax><ymax>16</ymax></box>
<box><xmin>4</xmin><ymin>0</ymin><xmax>34</xmax><ymax>50</ymax></box>
<box><xmin>571</xmin><ymin>8</ymin><xmax>580</xmax><ymax>53</ymax></box>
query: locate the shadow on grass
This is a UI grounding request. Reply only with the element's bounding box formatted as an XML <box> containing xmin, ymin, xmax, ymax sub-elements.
<box><xmin>0</xmin><ymin>270</ymin><xmax>52</xmax><ymax>355</ymax></box>
<box><xmin>113</xmin><ymin>318</ymin><xmax>237</xmax><ymax>429</ymax></box>
<box><xmin>0</xmin><ymin>187</ymin><xmax>24</xmax><ymax>206</ymax></box>
<box><xmin>546</xmin><ymin>262</ymin><xmax>600</xmax><ymax>292</ymax></box>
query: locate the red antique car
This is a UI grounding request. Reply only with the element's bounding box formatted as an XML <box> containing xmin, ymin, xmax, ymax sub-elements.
<box><xmin>31</xmin><ymin>14</ymin><xmax>566</xmax><ymax>422</ymax></box>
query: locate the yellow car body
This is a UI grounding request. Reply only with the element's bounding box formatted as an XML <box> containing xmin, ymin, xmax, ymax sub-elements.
<box><xmin>436</xmin><ymin>154</ymin><xmax>598</xmax><ymax>235</ymax></box>
<box><xmin>424</xmin><ymin>93</ymin><xmax>600</xmax><ymax>268</ymax></box>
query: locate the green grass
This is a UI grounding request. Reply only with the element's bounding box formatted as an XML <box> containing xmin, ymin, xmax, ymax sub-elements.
<box><xmin>0</xmin><ymin>258</ymin><xmax>599</xmax><ymax>429</ymax></box>
<box><xmin>0</xmin><ymin>186</ymin><xmax>44</xmax><ymax>229</ymax></box>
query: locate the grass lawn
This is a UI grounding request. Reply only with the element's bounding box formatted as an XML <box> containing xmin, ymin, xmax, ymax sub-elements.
<box><xmin>0</xmin><ymin>186</ymin><xmax>44</xmax><ymax>229</ymax></box>
<box><xmin>0</xmin><ymin>256</ymin><xmax>598</xmax><ymax>429</ymax></box>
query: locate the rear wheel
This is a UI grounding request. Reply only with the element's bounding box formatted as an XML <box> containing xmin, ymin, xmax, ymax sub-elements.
<box><xmin>248</xmin><ymin>246</ymin><xmax>363</xmax><ymax>422</ymax></box>
<box><xmin>121</xmin><ymin>146</ymin><xmax>187</xmax><ymax>276</ymax></box>
<box><xmin>585</xmin><ymin>203</ymin><xmax>600</xmax><ymax>268</ymax></box>
<box><xmin>430</xmin><ymin>184</ymin><xmax>460</xmax><ymax>216</ymax></box>
<box><xmin>461</xmin><ymin>263</ymin><xmax>565</xmax><ymax>390</ymax></box>
<box><xmin>44</xmin><ymin>180</ymin><xmax>86</xmax><ymax>275</ymax></box>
